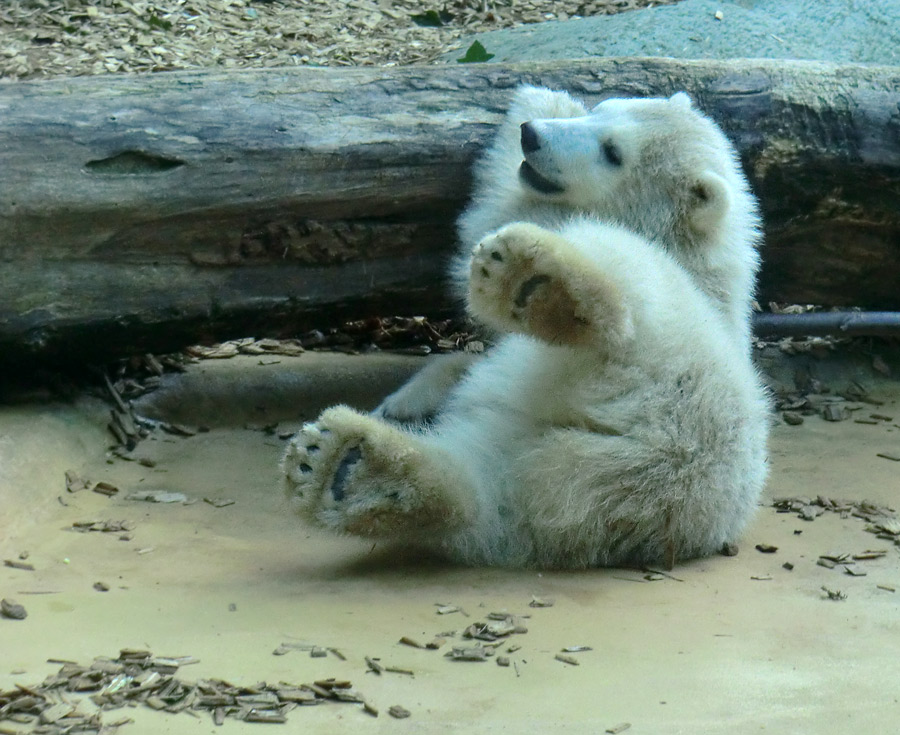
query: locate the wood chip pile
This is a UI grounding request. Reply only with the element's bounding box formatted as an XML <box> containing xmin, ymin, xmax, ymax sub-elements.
<box><xmin>0</xmin><ymin>649</ymin><xmax>376</xmax><ymax>732</ymax></box>
<box><xmin>773</xmin><ymin>496</ymin><xmax>900</xmax><ymax>544</ymax></box>
<box><xmin>187</xmin><ymin>316</ymin><xmax>483</xmax><ymax>359</ymax></box>
<box><xmin>1</xmin><ymin>0</ymin><xmax>677</xmax><ymax>80</ymax></box>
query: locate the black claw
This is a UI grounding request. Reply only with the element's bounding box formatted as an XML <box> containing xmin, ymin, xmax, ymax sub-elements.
<box><xmin>330</xmin><ymin>446</ymin><xmax>362</xmax><ymax>502</ymax></box>
<box><xmin>480</xmin><ymin>266</ymin><xmax>490</xmax><ymax>278</ymax></box>
<box><xmin>490</xmin><ymin>250</ymin><xmax>503</xmax><ymax>262</ymax></box>
<box><xmin>299</xmin><ymin>463</ymin><xmax>313</xmax><ymax>473</ymax></box>
<box><xmin>307</xmin><ymin>444</ymin><xmax>320</xmax><ymax>453</ymax></box>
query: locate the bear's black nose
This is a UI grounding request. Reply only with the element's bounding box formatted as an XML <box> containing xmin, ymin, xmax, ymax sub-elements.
<box><xmin>520</xmin><ymin>122</ymin><xmax>541</xmax><ymax>154</ymax></box>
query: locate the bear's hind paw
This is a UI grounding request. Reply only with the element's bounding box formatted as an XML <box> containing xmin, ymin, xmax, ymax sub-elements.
<box><xmin>282</xmin><ymin>421</ymin><xmax>361</xmax><ymax>507</ymax></box>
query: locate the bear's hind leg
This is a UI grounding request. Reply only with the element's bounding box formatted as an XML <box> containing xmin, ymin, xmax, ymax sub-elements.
<box><xmin>469</xmin><ymin>223</ymin><xmax>630</xmax><ymax>351</ymax></box>
<box><xmin>282</xmin><ymin>406</ymin><xmax>477</xmax><ymax>538</ymax></box>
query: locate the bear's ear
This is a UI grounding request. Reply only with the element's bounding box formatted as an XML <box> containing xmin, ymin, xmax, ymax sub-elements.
<box><xmin>509</xmin><ymin>85</ymin><xmax>588</xmax><ymax>122</ymax></box>
<box><xmin>687</xmin><ymin>170</ymin><xmax>731</xmax><ymax>234</ymax></box>
<box><xmin>669</xmin><ymin>92</ymin><xmax>693</xmax><ymax>109</ymax></box>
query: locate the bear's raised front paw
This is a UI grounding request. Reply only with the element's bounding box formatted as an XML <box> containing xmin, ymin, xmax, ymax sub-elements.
<box><xmin>470</xmin><ymin>223</ymin><xmax>549</xmax><ymax>317</ymax></box>
<box><xmin>469</xmin><ymin>223</ymin><xmax>588</xmax><ymax>343</ymax></box>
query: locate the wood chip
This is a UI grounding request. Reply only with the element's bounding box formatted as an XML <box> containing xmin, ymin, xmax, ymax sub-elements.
<box><xmin>127</xmin><ymin>489</ymin><xmax>188</xmax><ymax>503</ymax></box>
<box><xmin>399</xmin><ymin>636</ymin><xmax>423</xmax><ymax>648</ymax></box>
<box><xmin>877</xmin><ymin>585</ymin><xmax>896</xmax><ymax>592</ymax></box>
<box><xmin>606</xmin><ymin>724</ymin><xmax>632</xmax><ymax>734</ymax></box>
<box><xmin>244</xmin><ymin>710</ymin><xmax>287</xmax><ymax>723</ymax></box>
<box><xmin>363</xmin><ymin>700</ymin><xmax>379</xmax><ymax>717</ymax></box>
<box><xmin>384</xmin><ymin>666</ymin><xmax>415</xmax><ymax>676</ymax></box>
<box><xmin>273</xmin><ymin>642</ymin><xmax>311</xmax><ymax>656</ymax></box>
<box><xmin>276</xmin><ymin>688</ymin><xmax>316</xmax><ymax>703</ymax></box>
<box><xmin>445</xmin><ymin>646</ymin><xmax>488</xmax><ymax>662</ymax></box>
<box><xmin>820</xmin><ymin>552</ymin><xmax>850</xmax><ymax>562</ymax></box>
<box><xmin>4</xmin><ymin>559</ymin><xmax>35</xmax><ymax>571</ymax></box>
<box><xmin>73</xmin><ymin>519</ymin><xmax>136</xmax><ymax>534</ymax></box>
<box><xmin>755</xmin><ymin>544</ymin><xmax>778</xmax><ymax>553</ymax></box>
<box><xmin>93</xmin><ymin>581</ymin><xmax>110</xmax><ymax>592</ymax></box>
<box><xmin>555</xmin><ymin>653</ymin><xmax>580</xmax><ymax>666</ymax></box>
<box><xmin>203</xmin><ymin>497</ymin><xmax>236</xmax><ymax>508</ymax></box>
<box><xmin>365</xmin><ymin>656</ymin><xmax>384</xmax><ymax>675</ymax></box>
<box><xmin>821</xmin><ymin>586</ymin><xmax>847</xmax><ymax>600</ymax></box>
<box><xmin>529</xmin><ymin>596</ymin><xmax>554</xmax><ymax>608</ymax></box>
<box><xmin>799</xmin><ymin>505</ymin><xmax>824</xmax><ymax>521</ymax></box>
<box><xmin>823</xmin><ymin>404</ymin><xmax>850</xmax><ymax>422</ymax></box>
<box><xmin>65</xmin><ymin>470</ymin><xmax>91</xmax><ymax>493</ymax></box>
<box><xmin>720</xmin><ymin>542</ymin><xmax>739</xmax><ymax>556</ymax></box>
<box><xmin>93</xmin><ymin>481</ymin><xmax>119</xmax><ymax>497</ymax></box>
<box><xmin>853</xmin><ymin>550</ymin><xmax>888</xmax><ymax>560</ymax></box>
<box><xmin>388</xmin><ymin>705</ymin><xmax>411</xmax><ymax>719</ymax></box>
<box><xmin>160</xmin><ymin>422</ymin><xmax>199</xmax><ymax>437</ymax></box>
<box><xmin>876</xmin><ymin>452</ymin><xmax>900</xmax><ymax>462</ymax></box>
<box><xmin>39</xmin><ymin>702</ymin><xmax>75</xmax><ymax>724</ymax></box>
<box><xmin>562</xmin><ymin>646</ymin><xmax>592</xmax><ymax>653</ymax></box>
<box><xmin>496</xmin><ymin>656</ymin><xmax>510</xmax><ymax>667</ymax></box>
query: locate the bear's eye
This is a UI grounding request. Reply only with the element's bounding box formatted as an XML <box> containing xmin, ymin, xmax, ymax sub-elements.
<box><xmin>602</xmin><ymin>140</ymin><xmax>623</xmax><ymax>167</ymax></box>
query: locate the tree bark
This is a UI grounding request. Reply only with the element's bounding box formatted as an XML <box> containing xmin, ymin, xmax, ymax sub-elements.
<box><xmin>1</xmin><ymin>58</ymin><xmax>898</xmax><ymax>363</ymax></box>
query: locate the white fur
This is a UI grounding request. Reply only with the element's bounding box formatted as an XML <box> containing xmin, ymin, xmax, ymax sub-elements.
<box><xmin>283</xmin><ymin>86</ymin><xmax>770</xmax><ymax>569</ymax></box>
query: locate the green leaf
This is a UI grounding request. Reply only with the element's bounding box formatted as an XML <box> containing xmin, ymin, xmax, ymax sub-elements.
<box><xmin>147</xmin><ymin>14</ymin><xmax>172</xmax><ymax>31</ymax></box>
<box><xmin>457</xmin><ymin>40</ymin><xmax>494</xmax><ymax>64</ymax></box>
<box><xmin>411</xmin><ymin>9</ymin><xmax>453</xmax><ymax>27</ymax></box>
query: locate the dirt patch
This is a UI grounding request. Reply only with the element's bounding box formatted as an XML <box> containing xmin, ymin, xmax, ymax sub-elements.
<box><xmin>1</xmin><ymin>0</ymin><xmax>678</xmax><ymax>80</ymax></box>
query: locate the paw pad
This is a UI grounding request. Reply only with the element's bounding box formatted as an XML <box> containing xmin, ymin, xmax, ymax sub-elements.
<box><xmin>514</xmin><ymin>274</ymin><xmax>551</xmax><ymax>307</ymax></box>
<box><xmin>330</xmin><ymin>446</ymin><xmax>362</xmax><ymax>501</ymax></box>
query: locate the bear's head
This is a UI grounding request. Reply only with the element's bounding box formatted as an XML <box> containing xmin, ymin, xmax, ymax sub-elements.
<box><xmin>461</xmin><ymin>85</ymin><xmax>758</xmax><ymax>257</ymax></box>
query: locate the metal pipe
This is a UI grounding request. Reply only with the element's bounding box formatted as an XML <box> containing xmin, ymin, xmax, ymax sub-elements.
<box><xmin>753</xmin><ymin>311</ymin><xmax>900</xmax><ymax>338</ymax></box>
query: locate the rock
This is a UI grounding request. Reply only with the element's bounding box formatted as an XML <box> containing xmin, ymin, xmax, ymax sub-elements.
<box><xmin>1</xmin><ymin>598</ymin><xmax>27</xmax><ymax>619</ymax></box>
<box><xmin>442</xmin><ymin>0</ymin><xmax>900</xmax><ymax>65</ymax></box>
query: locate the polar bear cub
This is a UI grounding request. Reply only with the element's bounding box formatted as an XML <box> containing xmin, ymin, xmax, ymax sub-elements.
<box><xmin>282</xmin><ymin>86</ymin><xmax>770</xmax><ymax>569</ymax></box>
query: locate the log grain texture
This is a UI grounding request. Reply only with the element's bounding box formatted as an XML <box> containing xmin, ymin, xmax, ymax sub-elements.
<box><xmin>1</xmin><ymin>58</ymin><xmax>898</xmax><ymax>362</ymax></box>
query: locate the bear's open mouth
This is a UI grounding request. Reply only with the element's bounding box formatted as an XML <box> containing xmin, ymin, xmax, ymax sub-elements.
<box><xmin>518</xmin><ymin>161</ymin><xmax>565</xmax><ymax>194</ymax></box>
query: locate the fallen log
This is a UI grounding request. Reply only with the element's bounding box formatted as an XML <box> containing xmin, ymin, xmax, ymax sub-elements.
<box><xmin>1</xmin><ymin>58</ymin><xmax>899</xmax><ymax>364</ymax></box>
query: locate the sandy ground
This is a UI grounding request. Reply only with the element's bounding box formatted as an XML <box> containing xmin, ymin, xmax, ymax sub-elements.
<box><xmin>2</xmin><ymin>353</ymin><xmax>900</xmax><ymax>734</ymax></box>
